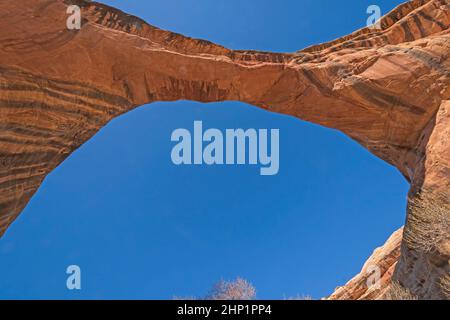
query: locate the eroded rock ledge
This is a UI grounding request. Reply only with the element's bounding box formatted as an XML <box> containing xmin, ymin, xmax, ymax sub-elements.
<box><xmin>328</xmin><ymin>228</ymin><xmax>403</xmax><ymax>300</ymax></box>
<box><xmin>0</xmin><ymin>0</ymin><xmax>449</xmax><ymax>299</ymax></box>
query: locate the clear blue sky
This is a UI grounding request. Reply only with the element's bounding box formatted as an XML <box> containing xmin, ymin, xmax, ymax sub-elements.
<box><xmin>0</xmin><ymin>0</ymin><xmax>409</xmax><ymax>299</ymax></box>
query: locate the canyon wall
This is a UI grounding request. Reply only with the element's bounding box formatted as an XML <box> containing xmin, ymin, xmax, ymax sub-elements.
<box><xmin>328</xmin><ymin>228</ymin><xmax>403</xmax><ymax>300</ymax></box>
<box><xmin>0</xmin><ymin>0</ymin><xmax>448</xmax><ymax>299</ymax></box>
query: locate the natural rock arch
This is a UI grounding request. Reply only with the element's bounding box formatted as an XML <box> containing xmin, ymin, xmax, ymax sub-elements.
<box><xmin>0</xmin><ymin>0</ymin><xmax>449</xmax><ymax>299</ymax></box>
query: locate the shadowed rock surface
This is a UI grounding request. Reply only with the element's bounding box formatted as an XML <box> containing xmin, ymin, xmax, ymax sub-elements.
<box><xmin>0</xmin><ymin>0</ymin><xmax>448</xmax><ymax>299</ymax></box>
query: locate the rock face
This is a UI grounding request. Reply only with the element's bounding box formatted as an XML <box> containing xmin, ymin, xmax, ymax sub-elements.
<box><xmin>0</xmin><ymin>0</ymin><xmax>448</xmax><ymax>299</ymax></box>
<box><xmin>328</xmin><ymin>228</ymin><xmax>403</xmax><ymax>300</ymax></box>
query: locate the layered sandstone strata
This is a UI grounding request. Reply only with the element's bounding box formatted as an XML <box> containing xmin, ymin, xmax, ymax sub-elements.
<box><xmin>0</xmin><ymin>0</ymin><xmax>448</xmax><ymax>299</ymax></box>
<box><xmin>328</xmin><ymin>228</ymin><xmax>403</xmax><ymax>300</ymax></box>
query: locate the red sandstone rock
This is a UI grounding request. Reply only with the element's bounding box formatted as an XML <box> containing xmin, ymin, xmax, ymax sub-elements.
<box><xmin>327</xmin><ymin>228</ymin><xmax>403</xmax><ymax>300</ymax></box>
<box><xmin>0</xmin><ymin>0</ymin><xmax>448</xmax><ymax>299</ymax></box>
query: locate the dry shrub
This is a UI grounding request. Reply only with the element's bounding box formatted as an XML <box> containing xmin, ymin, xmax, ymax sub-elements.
<box><xmin>172</xmin><ymin>296</ymin><xmax>196</xmax><ymax>300</ymax></box>
<box><xmin>205</xmin><ymin>277</ymin><xmax>256</xmax><ymax>300</ymax></box>
<box><xmin>284</xmin><ymin>294</ymin><xmax>313</xmax><ymax>300</ymax></box>
<box><xmin>403</xmin><ymin>191</ymin><xmax>450</xmax><ymax>253</ymax></box>
<box><xmin>385</xmin><ymin>281</ymin><xmax>418</xmax><ymax>300</ymax></box>
<box><xmin>173</xmin><ymin>277</ymin><xmax>256</xmax><ymax>300</ymax></box>
<box><xmin>440</xmin><ymin>275</ymin><xmax>450</xmax><ymax>299</ymax></box>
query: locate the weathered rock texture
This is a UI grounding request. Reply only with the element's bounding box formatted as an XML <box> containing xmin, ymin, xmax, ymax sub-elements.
<box><xmin>328</xmin><ymin>228</ymin><xmax>403</xmax><ymax>300</ymax></box>
<box><xmin>0</xmin><ymin>0</ymin><xmax>449</xmax><ymax>299</ymax></box>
